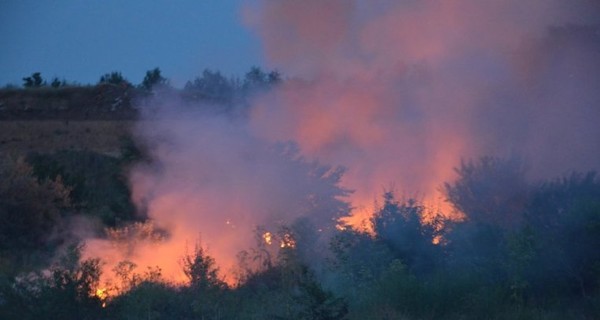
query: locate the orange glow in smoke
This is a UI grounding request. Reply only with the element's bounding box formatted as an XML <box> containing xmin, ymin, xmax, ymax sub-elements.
<box><xmin>83</xmin><ymin>0</ymin><xmax>600</xmax><ymax>297</ymax></box>
<box><xmin>280</xmin><ymin>233</ymin><xmax>296</xmax><ymax>248</ymax></box>
<box><xmin>95</xmin><ymin>287</ymin><xmax>108</xmax><ymax>308</ymax></box>
<box><xmin>263</xmin><ymin>231</ymin><xmax>273</xmax><ymax>245</ymax></box>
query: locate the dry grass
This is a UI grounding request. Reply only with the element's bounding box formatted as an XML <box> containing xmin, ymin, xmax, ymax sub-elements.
<box><xmin>0</xmin><ymin>120</ymin><xmax>134</xmax><ymax>156</ymax></box>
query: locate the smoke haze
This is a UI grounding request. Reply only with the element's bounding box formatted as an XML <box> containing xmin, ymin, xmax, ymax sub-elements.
<box><xmin>85</xmin><ymin>0</ymin><xmax>600</xmax><ymax>283</ymax></box>
<box><xmin>246</xmin><ymin>0</ymin><xmax>600</xmax><ymax>218</ymax></box>
<box><xmin>85</xmin><ymin>108</ymin><xmax>349</xmax><ymax>283</ymax></box>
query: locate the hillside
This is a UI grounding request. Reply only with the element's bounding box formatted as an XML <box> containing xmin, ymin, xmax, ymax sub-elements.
<box><xmin>0</xmin><ymin>84</ymin><xmax>137</xmax><ymax>121</ymax></box>
<box><xmin>0</xmin><ymin>85</ymin><xmax>140</xmax><ymax>156</ymax></box>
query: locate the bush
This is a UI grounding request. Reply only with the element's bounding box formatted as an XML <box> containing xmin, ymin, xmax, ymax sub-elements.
<box><xmin>0</xmin><ymin>245</ymin><xmax>104</xmax><ymax>320</ymax></box>
<box><xmin>0</xmin><ymin>156</ymin><xmax>71</xmax><ymax>273</ymax></box>
<box><xmin>98</xmin><ymin>72</ymin><xmax>131</xmax><ymax>87</ymax></box>
<box><xmin>26</xmin><ymin>150</ymin><xmax>137</xmax><ymax>226</ymax></box>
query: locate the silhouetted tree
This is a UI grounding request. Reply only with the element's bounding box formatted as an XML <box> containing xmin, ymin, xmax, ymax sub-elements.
<box><xmin>98</xmin><ymin>71</ymin><xmax>130</xmax><ymax>87</ymax></box>
<box><xmin>445</xmin><ymin>156</ymin><xmax>529</xmax><ymax>229</ymax></box>
<box><xmin>329</xmin><ymin>227</ymin><xmax>395</xmax><ymax>286</ymax></box>
<box><xmin>22</xmin><ymin>72</ymin><xmax>45</xmax><ymax>88</ymax></box>
<box><xmin>0</xmin><ymin>157</ymin><xmax>70</xmax><ymax>266</ymax></box>
<box><xmin>50</xmin><ymin>77</ymin><xmax>67</xmax><ymax>88</ymax></box>
<box><xmin>442</xmin><ymin>157</ymin><xmax>527</xmax><ymax>284</ymax></box>
<box><xmin>182</xmin><ymin>244</ymin><xmax>225</xmax><ymax>291</ymax></box>
<box><xmin>236</xmin><ymin>249</ymin><xmax>347</xmax><ymax>320</ymax></box>
<box><xmin>525</xmin><ymin>172</ymin><xmax>600</xmax><ymax>298</ymax></box>
<box><xmin>179</xmin><ymin>244</ymin><xmax>228</xmax><ymax>318</ymax></box>
<box><xmin>184</xmin><ymin>69</ymin><xmax>236</xmax><ymax>105</ymax></box>
<box><xmin>0</xmin><ymin>245</ymin><xmax>104</xmax><ymax>320</ymax></box>
<box><xmin>26</xmin><ymin>150</ymin><xmax>137</xmax><ymax>226</ymax></box>
<box><xmin>371</xmin><ymin>193</ymin><xmax>442</xmax><ymax>274</ymax></box>
<box><xmin>140</xmin><ymin>67</ymin><xmax>168</xmax><ymax>91</ymax></box>
<box><xmin>243</xmin><ymin>66</ymin><xmax>281</xmax><ymax>93</ymax></box>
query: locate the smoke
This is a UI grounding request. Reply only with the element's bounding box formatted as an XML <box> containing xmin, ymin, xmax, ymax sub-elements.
<box><xmin>85</xmin><ymin>108</ymin><xmax>349</xmax><ymax>284</ymax></box>
<box><xmin>245</xmin><ymin>0</ymin><xmax>600</xmax><ymax>219</ymax></box>
<box><xmin>85</xmin><ymin>1</ymin><xmax>600</xmax><ymax>284</ymax></box>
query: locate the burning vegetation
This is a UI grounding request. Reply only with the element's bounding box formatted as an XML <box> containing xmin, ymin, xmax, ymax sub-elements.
<box><xmin>1</xmin><ymin>0</ymin><xmax>600</xmax><ymax>319</ymax></box>
<box><xmin>3</xmin><ymin>152</ymin><xmax>599</xmax><ymax>319</ymax></box>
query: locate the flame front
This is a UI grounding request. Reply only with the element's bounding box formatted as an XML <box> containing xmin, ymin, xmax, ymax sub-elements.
<box><xmin>280</xmin><ymin>233</ymin><xmax>296</xmax><ymax>248</ymax></box>
<box><xmin>95</xmin><ymin>287</ymin><xmax>107</xmax><ymax>308</ymax></box>
<box><xmin>263</xmin><ymin>231</ymin><xmax>273</xmax><ymax>245</ymax></box>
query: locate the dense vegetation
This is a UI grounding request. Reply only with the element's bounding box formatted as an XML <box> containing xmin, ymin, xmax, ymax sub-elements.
<box><xmin>0</xmin><ymin>67</ymin><xmax>280</xmax><ymax>120</ymax></box>
<box><xmin>1</xmin><ymin>69</ymin><xmax>599</xmax><ymax>319</ymax></box>
<box><xmin>1</xmin><ymin>151</ymin><xmax>598</xmax><ymax>319</ymax></box>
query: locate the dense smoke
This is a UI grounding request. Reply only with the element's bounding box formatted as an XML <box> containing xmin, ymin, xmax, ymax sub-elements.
<box><xmin>246</xmin><ymin>0</ymin><xmax>600</xmax><ymax>219</ymax></box>
<box><xmin>85</xmin><ymin>1</ymin><xmax>600</xmax><ymax>283</ymax></box>
<box><xmin>85</xmin><ymin>108</ymin><xmax>349</xmax><ymax>283</ymax></box>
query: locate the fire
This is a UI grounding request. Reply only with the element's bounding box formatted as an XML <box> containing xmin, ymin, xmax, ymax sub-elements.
<box><xmin>280</xmin><ymin>233</ymin><xmax>296</xmax><ymax>248</ymax></box>
<box><xmin>95</xmin><ymin>287</ymin><xmax>108</xmax><ymax>308</ymax></box>
<box><xmin>262</xmin><ymin>231</ymin><xmax>273</xmax><ymax>245</ymax></box>
<box><xmin>263</xmin><ymin>230</ymin><xmax>295</xmax><ymax>248</ymax></box>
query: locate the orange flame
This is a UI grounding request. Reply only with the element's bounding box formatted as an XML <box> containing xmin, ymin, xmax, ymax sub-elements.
<box><xmin>95</xmin><ymin>287</ymin><xmax>108</xmax><ymax>308</ymax></box>
<box><xmin>262</xmin><ymin>231</ymin><xmax>273</xmax><ymax>245</ymax></box>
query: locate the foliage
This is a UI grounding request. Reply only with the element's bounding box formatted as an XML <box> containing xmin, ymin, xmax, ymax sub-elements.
<box><xmin>235</xmin><ymin>251</ymin><xmax>347</xmax><ymax>320</ymax></box>
<box><xmin>26</xmin><ymin>150</ymin><xmax>137</xmax><ymax>226</ymax></box>
<box><xmin>2</xmin><ymin>66</ymin><xmax>286</xmax><ymax>121</ymax></box>
<box><xmin>524</xmin><ymin>172</ymin><xmax>600</xmax><ymax>299</ymax></box>
<box><xmin>104</xmin><ymin>261</ymin><xmax>183</xmax><ymax>319</ymax></box>
<box><xmin>0</xmin><ymin>244</ymin><xmax>104</xmax><ymax>320</ymax></box>
<box><xmin>2</xmin><ymin>121</ymin><xmax>600</xmax><ymax>319</ymax></box>
<box><xmin>444</xmin><ymin>156</ymin><xmax>529</xmax><ymax>229</ymax></box>
<box><xmin>0</xmin><ymin>156</ymin><xmax>71</xmax><ymax>273</ymax></box>
<box><xmin>243</xmin><ymin>66</ymin><xmax>281</xmax><ymax>94</ymax></box>
<box><xmin>442</xmin><ymin>158</ymin><xmax>600</xmax><ymax>316</ymax></box>
<box><xmin>183</xmin><ymin>69</ymin><xmax>236</xmax><ymax>105</ymax></box>
<box><xmin>108</xmin><ymin>280</ymin><xmax>181</xmax><ymax>320</ymax></box>
<box><xmin>50</xmin><ymin>77</ymin><xmax>68</xmax><ymax>88</ymax></box>
<box><xmin>22</xmin><ymin>72</ymin><xmax>45</xmax><ymax>88</ymax></box>
<box><xmin>140</xmin><ymin>67</ymin><xmax>168</xmax><ymax>91</ymax></box>
<box><xmin>182</xmin><ymin>244</ymin><xmax>226</xmax><ymax>291</ymax></box>
<box><xmin>98</xmin><ymin>71</ymin><xmax>130</xmax><ymax>87</ymax></box>
<box><xmin>371</xmin><ymin>193</ymin><xmax>442</xmax><ymax>274</ymax></box>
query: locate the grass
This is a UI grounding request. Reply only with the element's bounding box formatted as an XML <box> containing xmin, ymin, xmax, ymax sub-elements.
<box><xmin>0</xmin><ymin>120</ymin><xmax>134</xmax><ymax>156</ymax></box>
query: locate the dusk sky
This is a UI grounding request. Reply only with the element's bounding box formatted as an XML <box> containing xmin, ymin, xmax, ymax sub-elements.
<box><xmin>0</xmin><ymin>0</ymin><xmax>263</xmax><ymax>87</ymax></box>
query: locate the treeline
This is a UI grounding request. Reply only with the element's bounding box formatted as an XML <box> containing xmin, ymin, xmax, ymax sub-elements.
<box><xmin>0</xmin><ymin>67</ymin><xmax>281</xmax><ymax>120</ymax></box>
<box><xmin>1</xmin><ymin>149</ymin><xmax>599</xmax><ymax>319</ymax></box>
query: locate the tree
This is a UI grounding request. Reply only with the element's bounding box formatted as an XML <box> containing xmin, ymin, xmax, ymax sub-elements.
<box><xmin>182</xmin><ymin>244</ymin><xmax>225</xmax><ymax>291</ymax></box>
<box><xmin>242</xmin><ymin>66</ymin><xmax>281</xmax><ymax>94</ymax></box>
<box><xmin>180</xmin><ymin>244</ymin><xmax>228</xmax><ymax>318</ymax></box>
<box><xmin>50</xmin><ymin>77</ymin><xmax>67</xmax><ymax>88</ymax></box>
<box><xmin>235</xmin><ymin>248</ymin><xmax>347</xmax><ymax>320</ymax></box>
<box><xmin>107</xmin><ymin>261</ymin><xmax>183</xmax><ymax>319</ymax></box>
<box><xmin>0</xmin><ymin>245</ymin><xmax>104</xmax><ymax>320</ymax></box>
<box><xmin>98</xmin><ymin>71</ymin><xmax>130</xmax><ymax>87</ymax></box>
<box><xmin>0</xmin><ymin>157</ymin><xmax>71</xmax><ymax>268</ymax></box>
<box><xmin>444</xmin><ymin>156</ymin><xmax>529</xmax><ymax>229</ymax></box>
<box><xmin>329</xmin><ymin>227</ymin><xmax>395</xmax><ymax>287</ymax></box>
<box><xmin>371</xmin><ymin>192</ymin><xmax>442</xmax><ymax>274</ymax></box>
<box><xmin>183</xmin><ymin>69</ymin><xmax>236</xmax><ymax>105</ymax></box>
<box><xmin>524</xmin><ymin>172</ymin><xmax>600</xmax><ymax>298</ymax></box>
<box><xmin>22</xmin><ymin>72</ymin><xmax>45</xmax><ymax>88</ymax></box>
<box><xmin>140</xmin><ymin>67</ymin><xmax>168</xmax><ymax>91</ymax></box>
<box><xmin>26</xmin><ymin>150</ymin><xmax>137</xmax><ymax>226</ymax></box>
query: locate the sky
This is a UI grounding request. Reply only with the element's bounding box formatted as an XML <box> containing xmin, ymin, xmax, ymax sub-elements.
<box><xmin>0</xmin><ymin>0</ymin><xmax>263</xmax><ymax>87</ymax></box>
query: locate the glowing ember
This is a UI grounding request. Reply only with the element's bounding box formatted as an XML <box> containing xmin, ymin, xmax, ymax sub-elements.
<box><xmin>95</xmin><ymin>287</ymin><xmax>108</xmax><ymax>308</ymax></box>
<box><xmin>262</xmin><ymin>231</ymin><xmax>273</xmax><ymax>245</ymax></box>
<box><xmin>280</xmin><ymin>233</ymin><xmax>296</xmax><ymax>248</ymax></box>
